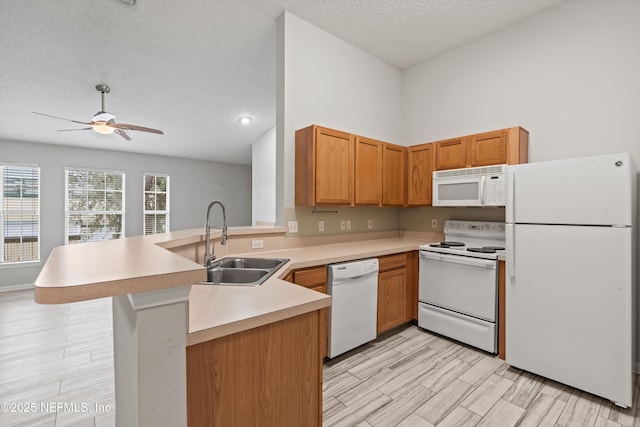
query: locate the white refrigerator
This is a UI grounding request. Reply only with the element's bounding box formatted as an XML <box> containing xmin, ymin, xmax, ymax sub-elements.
<box><xmin>505</xmin><ymin>152</ymin><xmax>637</xmax><ymax>407</ymax></box>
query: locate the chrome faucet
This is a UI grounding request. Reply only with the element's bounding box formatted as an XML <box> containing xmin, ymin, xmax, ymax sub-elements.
<box><xmin>204</xmin><ymin>200</ymin><xmax>227</xmax><ymax>268</ymax></box>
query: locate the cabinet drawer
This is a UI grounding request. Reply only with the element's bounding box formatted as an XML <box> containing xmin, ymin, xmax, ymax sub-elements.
<box><xmin>378</xmin><ymin>253</ymin><xmax>407</xmax><ymax>272</ymax></box>
<box><xmin>293</xmin><ymin>266</ymin><xmax>327</xmax><ymax>288</ymax></box>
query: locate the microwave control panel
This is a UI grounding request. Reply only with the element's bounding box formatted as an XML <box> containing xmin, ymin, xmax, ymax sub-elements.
<box><xmin>485</xmin><ymin>173</ymin><xmax>506</xmax><ymax>205</ymax></box>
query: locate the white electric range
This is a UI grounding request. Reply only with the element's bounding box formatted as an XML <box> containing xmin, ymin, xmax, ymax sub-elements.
<box><xmin>418</xmin><ymin>220</ymin><xmax>505</xmax><ymax>353</ymax></box>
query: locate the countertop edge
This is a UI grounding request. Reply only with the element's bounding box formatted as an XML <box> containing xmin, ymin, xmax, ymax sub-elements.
<box><xmin>34</xmin><ymin>269</ymin><xmax>205</xmax><ymax>304</ymax></box>
<box><xmin>187</xmin><ymin>292</ymin><xmax>331</xmax><ymax>346</ymax></box>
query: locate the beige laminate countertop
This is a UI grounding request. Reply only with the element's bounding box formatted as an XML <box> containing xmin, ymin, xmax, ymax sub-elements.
<box><xmin>34</xmin><ymin>228</ymin><xmax>433</xmax><ymax>346</ymax></box>
<box><xmin>188</xmin><ymin>237</ymin><xmax>428</xmax><ymax>345</ymax></box>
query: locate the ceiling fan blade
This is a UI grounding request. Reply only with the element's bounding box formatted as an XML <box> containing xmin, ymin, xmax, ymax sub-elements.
<box><xmin>33</xmin><ymin>111</ymin><xmax>92</xmax><ymax>125</ymax></box>
<box><xmin>114</xmin><ymin>129</ymin><xmax>132</xmax><ymax>141</ymax></box>
<box><xmin>109</xmin><ymin>122</ymin><xmax>164</xmax><ymax>135</ymax></box>
<box><xmin>57</xmin><ymin>128</ymin><xmax>92</xmax><ymax>132</ymax></box>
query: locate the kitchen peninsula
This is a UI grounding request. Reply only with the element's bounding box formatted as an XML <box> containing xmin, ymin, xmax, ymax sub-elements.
<box><xmin>35</xmin><ymin>227</ymin><xmax>433</xmax><ymax>426</ymax></box>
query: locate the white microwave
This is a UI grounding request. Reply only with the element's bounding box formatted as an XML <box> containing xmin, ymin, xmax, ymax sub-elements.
<box><xmin>432</xmin><ymin>165</ymin><xmax>507</xmax><ymax>207</ymax></box>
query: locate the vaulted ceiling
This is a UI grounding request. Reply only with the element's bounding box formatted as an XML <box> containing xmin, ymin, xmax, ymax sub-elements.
<box><xmin>0</xmin><ymin>0</ymin><xmax>562</xmax><ymax>165</ymax></box>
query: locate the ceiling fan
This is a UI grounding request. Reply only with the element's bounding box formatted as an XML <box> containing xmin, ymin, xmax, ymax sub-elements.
<box><xmin>33</xmin><ymin>84</ymin><xmax>164</xmax><ymax>141</ymax></box>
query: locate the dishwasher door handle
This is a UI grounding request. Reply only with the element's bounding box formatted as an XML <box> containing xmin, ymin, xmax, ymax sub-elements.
<box><xmin>332</xmin><ymin>272</ymin><xmax>378</xmax><ymax>286</ymax></box>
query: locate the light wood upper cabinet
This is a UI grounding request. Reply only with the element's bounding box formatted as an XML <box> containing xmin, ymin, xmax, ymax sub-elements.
<box><xmin>467</xmin><ymin>129</ymin><xmax>508</xmax><ymax>167</ymax></box>
<box><xmin>435</xmin><ymin>137</ymin><xmax>466</xmax><ymax>170</ymax></box>
<box><xmin>295</xmin><ymin>125</ymin><xmax>354</xmax><ymax>206</ymax></box>
<box><xmin>435</xmin><ymin>126</ymin><xmax>529</xmax><ymax>170</ymax></box>
<box><xmin>354</xmin><ymin>136</ymin><xmax>383</xmax><ymax>205</ymax></box>
<box><xmin>381</xmin><ymin>143</ymin><xmax>406</xmax><ymax>206</ymax></box>
<box><xmin>407</xmin><ymin>143</ymin><xmax>435</xmax><ymax>206</ymax></box>
<box><xmin>296</xmin><ymin>125</ymin><xmax>405</xmax><ymax>207</ymax></box>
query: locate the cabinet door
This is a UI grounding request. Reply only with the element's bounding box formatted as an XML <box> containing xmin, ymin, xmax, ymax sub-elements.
<box><xmin>468</xmin><ymin>129</ymin><xmax>508</xmax><ymax>167</ymax></box>
<box><xmin>407</xmin><ymin>143</ymin><xmax>435</xmax><ymax>206</ymax></box>
<box><xmin>291</xmin><ymin>266</ymin><xmax>328</xmax><ymax>360</ymax></box>
<box><xmin>382</xmin><ymin>143</ymin><xmax>405</xmax><ymax>206</ymax></box>
<box><xmin>310</xmin><ymin>284</ymin><xmax>328</xmax><ymax>359</ymax></box>
<box><xmin>377</xmin><ymin>268</ymin><xmax>408</xmax><ymax>334</ymax></box>
<box><xmin>314</xmin><ymin>127</ymin><xmax>354</xmax><ymax>205</ymax></box>
<box><xmin>435</xmin><ymin>137</ymin><xmax>466</xmax><ymax>170</ymax></box>
<box><xmin>354</xmin><ymin>136</ymin><xmax>382</xmax><ymax>205</ymax></box>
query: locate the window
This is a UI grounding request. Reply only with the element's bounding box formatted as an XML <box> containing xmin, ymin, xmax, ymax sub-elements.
<box><xmin>143</xmin><ymin>173</ymin><xmax>169</xmax><ymax>235</ymax></box>
<box><xmin>1</xmin><ymin>165</ymin><xmax>40</xmax><ymax>264</ymax></box>
<box><xmin>65</xmin><ymin>168</ymin><xmax>125</xmax><ymax>244</ymax></box>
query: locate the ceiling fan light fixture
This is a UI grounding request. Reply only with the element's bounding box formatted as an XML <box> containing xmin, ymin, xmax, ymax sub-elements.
<box><xmin>238</xmin><ymin>116</ymin><xmax>252</xmax><ymax>125</ymax></box>
<box><xmin>92</xmin><ymin>122</ymin><xmax>114</xmax><ymax>135</ymax></box>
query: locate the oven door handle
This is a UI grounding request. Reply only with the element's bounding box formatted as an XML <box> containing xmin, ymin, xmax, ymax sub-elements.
<box><xmin>420</xmin><ymin>251</ymin><xmax>496</xmax><ymax>269</ymax></box>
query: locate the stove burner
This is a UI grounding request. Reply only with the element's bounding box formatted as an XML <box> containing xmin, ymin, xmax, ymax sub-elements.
<box><xmin>429</xmin><ymin>241</ymin><xmax>465</xmax><ymax>249</ymax></box>
<box><xmin>466</xmin><ymin>246</ymin><xmax>505</xmax><ymax>254</ymax></box>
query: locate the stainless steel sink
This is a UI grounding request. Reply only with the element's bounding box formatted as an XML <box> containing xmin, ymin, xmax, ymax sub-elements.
<box><xmin>201</xmin><ymin>257</ymin><xmax>289</xmax><ymax>286</ymax></box>
<box><xmin>217</xmin><ymin>257</ymin><xmax>287</xmax><ymax>270</ymax></box>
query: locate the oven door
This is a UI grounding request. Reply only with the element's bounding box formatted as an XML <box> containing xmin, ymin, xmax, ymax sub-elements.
<box><xmin>432</xmin><ymin>175</ymin><xmax>485</xmax><ymax>206</ymax></box>
<box><xmin>418</xmin><ymin>250</ymin><xmax>497</xmax><ymax>321</ymax></box>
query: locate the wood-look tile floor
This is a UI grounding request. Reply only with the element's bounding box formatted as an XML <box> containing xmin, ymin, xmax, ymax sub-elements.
<box><xmin>1</xmin><ymin>289</ymin><xmax>639</xmax><ymax>427</ymax></box>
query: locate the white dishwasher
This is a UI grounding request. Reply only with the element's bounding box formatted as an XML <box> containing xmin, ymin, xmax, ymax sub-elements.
<box><xmin>327</xmin><ymin>258</ymin><xmax>379</xmax><ymax>358</ymax></box>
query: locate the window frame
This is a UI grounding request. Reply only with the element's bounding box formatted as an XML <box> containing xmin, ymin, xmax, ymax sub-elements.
<box><xmin>64</xmin><ymin>167</ymin><xmax>126</xmax><ymax>245</ymax></box>
<box><xmin>143</xmin><ymin>172</ymin><xmax>170</xmax><ymax>235</ymax></box>
<box><xmin>0</xmin><ymin>163</ymin><xmax>41</xmax><ymax>267</ymax></box>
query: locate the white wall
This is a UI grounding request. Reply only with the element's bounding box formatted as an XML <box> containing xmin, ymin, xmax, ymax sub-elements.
<box><xmin>402</xmin><ymin>0</ymin><xmax>640</xmax><ymax>164</ymax></box>
<box><xmin>402</xmin><ymin>0</ymin><xmax>640</xmax><ymax>370</ymax></box>
<box><xmin>251</xmin><ymin>126</ymin><xmax>276</xmax><ymax>226</ymax></box>
<box><xmin>276</xmin><ymin>11</ymin><xmax>403</xmax><ymax>225</ymax></box>
<box><xmin>0</xmin><ymin>140</ymin><xmax>251</xmax><ymax>288</ymax></box>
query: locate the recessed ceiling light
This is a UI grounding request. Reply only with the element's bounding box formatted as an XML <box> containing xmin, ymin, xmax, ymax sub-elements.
<box><xmin>238</xmin><ymin>116</ymin><xmax>252</xmax><ymax>125</ymax></box>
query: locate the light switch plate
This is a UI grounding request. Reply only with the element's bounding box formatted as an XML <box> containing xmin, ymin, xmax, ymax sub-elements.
<box><xmin>287</xmin><ymin>221</ymin><xmax>298</xmax><ymax>233</ymax></box>
<box><xmin>318</xmin><ymin>220</ymin><xmax>325</xmax><ymax>232</ymax></box>
<box><xmin>251</xmin><ymin>240</ymin><xmax>264</xmax><ymax>249</ymax></box>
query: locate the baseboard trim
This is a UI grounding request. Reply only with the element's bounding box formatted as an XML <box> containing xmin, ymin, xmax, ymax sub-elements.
<box><xmin>0</xmin><ymin>283</ymin><xmax>34</xmax><ymax>293</ymax></box>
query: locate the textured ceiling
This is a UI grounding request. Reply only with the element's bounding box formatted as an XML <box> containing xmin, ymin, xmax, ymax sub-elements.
<box><xmin>0</xmin><ymin>0</ymin><xmax>563</xmax><ymax>165</ymax></box>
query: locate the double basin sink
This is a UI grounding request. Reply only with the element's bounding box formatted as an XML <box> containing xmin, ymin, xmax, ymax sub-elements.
<box><xmin>203</xmin><ymin>257</ymin><xmax>289</xmax><ymax>286</ymax></box>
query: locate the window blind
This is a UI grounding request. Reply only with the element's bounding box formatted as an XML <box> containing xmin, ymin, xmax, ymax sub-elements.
<box><xmin>1</xmin><ymin>165</ymin><xmax>40</xmax><ymax>263</ymax></box>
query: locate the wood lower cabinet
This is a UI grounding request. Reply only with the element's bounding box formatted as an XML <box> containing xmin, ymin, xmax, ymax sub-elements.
<box><xmin>407</xmin><ymin>143</ymin><xmax>435</xmax><ymax>206</ymax></box>
<box><xmin>296</xmin><ymin>125</ymin><xmax>354</xmax><ymax>206</ymax></box>
<box><xmin>377</xmin><ymin>252</ymin><xmax>417</xmax><ymax>334</ymax></box>
<box><xmin>286</xmin><ymin>266</ymin><xmax>328</xmax><ymax>359</ymax></box>
<box><xmin>187</xmin><ymin>311</ymin><xmax>322</xmax><ymax>427</ymax></box>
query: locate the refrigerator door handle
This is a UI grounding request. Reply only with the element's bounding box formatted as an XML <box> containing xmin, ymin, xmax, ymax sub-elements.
<box><xmin>506</xmin><ymin>224</ymin><xmax>515</xmax><ymax>279</ymax></box>
<box><xmin>506</xmin><ymin>167</ymin><xmax>515</xmax><ymax>223</ymax></box>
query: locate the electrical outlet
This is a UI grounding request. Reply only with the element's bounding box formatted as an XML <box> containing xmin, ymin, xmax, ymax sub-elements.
<box><xmin>367</xmin><ymin>219</ymin><xmax>373</xmax><ymax>229</ymax></box>
<box><xmin>346</xmin><ymin>219</ymin><xmax>351</xmax><ymax>230</ymax></box>
<box><xmin>431</xmin><ymin>219</ymin><xmax>438</xmax><ymax>229</ymax></box>
<box><xmin>318</xmin><ymin>220</ymin><xmax>325</xmax><ymax>232</ymax></box>
<box><xmin>340</xmin><ymin>220</ymin><xmax>346</xmax><ymax>231</ymax></box>
<box><xmin>287</xmin><ymin>220</ymin><xmax>298</xmax><ymax>233</ymax></box>
<box><xmin>251</xmin><ymin>239</ymin><xmax>264</xmax><ymax>249</ymax></box>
